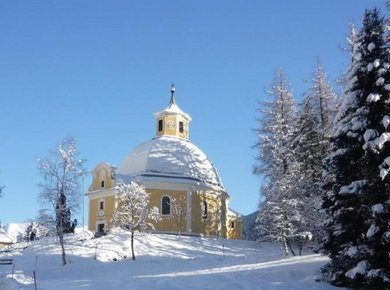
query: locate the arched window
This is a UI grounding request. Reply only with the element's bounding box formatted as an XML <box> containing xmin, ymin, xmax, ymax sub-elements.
<box><xmin>162</xmin><ymin>196</ymin><xmax>171</xmax><ymax>215</ymax></box>
<box><xmin>201</xmin><ymin>201</ymin><xmax>208</xmax><ymax>219</ymax></box>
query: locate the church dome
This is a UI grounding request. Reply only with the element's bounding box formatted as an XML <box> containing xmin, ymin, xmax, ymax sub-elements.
<box><xmin>117</xmin><ymin>136</ymin><xmax>224</xmax><ymax>191</ymax></box>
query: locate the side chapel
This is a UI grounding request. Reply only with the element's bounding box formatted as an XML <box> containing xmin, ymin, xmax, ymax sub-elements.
<box><xmin>87</xmin><ymin>86</ymin><xmax>242</xmax><ymax>239</ymax></box>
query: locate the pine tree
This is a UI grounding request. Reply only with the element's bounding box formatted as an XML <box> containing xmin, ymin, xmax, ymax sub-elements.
<box><xmin>254</xmin><ymin>69</ymin><xmax>305</xmax><ymax>254</ymax></box>
<box><xmin>322</xmin><ymin>9</ymin><xmax>390</xmax><ymax>288</ymax></box>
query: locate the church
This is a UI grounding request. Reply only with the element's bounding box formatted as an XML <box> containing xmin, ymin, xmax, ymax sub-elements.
<box><xmin>87</xmin><ymin>86</ymin><xmax>242</xmax><ymax>239</ymax></box>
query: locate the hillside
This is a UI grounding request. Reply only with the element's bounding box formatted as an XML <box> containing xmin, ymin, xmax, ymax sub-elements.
<box><xmin>0</xmin><ymin>230</ymin><xmax>338</xmax><ymax>290</ymax></box>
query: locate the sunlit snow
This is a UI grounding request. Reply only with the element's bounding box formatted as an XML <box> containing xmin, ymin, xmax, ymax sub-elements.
<box><xmin>0</xmin><ymin>230</ymin><xmax>336</xmax><ymax>290</ymax></box>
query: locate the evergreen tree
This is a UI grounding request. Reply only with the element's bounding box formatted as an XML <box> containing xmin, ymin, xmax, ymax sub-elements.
<box><xmin>254</xmin><ymin>69</ymin><xmax>304</xmax><ymax>254</ymax></box>
<box><xmin>292</xmin><ymin>62</ymin><xmax>338</xmax><ymax>242</ymax></box>
<box><xmin>322</xmin><ymin>9</ymin><xmax>390</xmax><ymax>288</ymax></box>
<box><xmin>305</xmin><ymin>60</ymin><xmax>338</xmax><ymax>137</ymax></box>
<box><xmin>293</xmin><ymin>98</ymin><xmax>324</xmax><ymax>241</ymax></box>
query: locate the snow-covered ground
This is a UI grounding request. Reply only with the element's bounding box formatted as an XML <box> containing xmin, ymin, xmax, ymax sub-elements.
<box><xmin>0</xmin><ymin>230</ymin><xmax>339</xmax><ymax>290</ymax></box>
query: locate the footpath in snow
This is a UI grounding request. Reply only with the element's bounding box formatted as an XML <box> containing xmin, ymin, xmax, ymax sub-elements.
<box><xmin>0</xmin><ymin>230</ymin><xmax>339</xmax><ymax>290</ymax></box>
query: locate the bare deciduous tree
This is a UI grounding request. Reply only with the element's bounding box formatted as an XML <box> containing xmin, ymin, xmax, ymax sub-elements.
<box><xmin>171</xmin><ymin>196</ymin><xmax>186</xmax><ymax>237</ymax></box>
<box><xmin>38</xmin><ymin>137</ymin><xmax>85</xmax><ymax>266</ymax></box>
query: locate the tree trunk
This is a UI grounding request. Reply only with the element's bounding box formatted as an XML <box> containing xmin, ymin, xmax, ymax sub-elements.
<box><xmin>58</xmin><ymin>229</ymin><xmax>67</xmax><ymax>266</ymax></box>
<box><xmin>131</xmin><ymin>230</ymin><xmax>135</xmax><ymax>260</ymax></box>
<box><xmin>282</xmin><ymin>236</ymin><xmax>290</xmax><ymax>256</ymax></box>
<box><xmin>287</xmin><ymin>240</ymin><xmax>296</xmax><ymax>256</ymax></box>
<box><xmin>57</xmin><ymin>205</ymin><xmax>67</xmax><ymax>266</ymax></box>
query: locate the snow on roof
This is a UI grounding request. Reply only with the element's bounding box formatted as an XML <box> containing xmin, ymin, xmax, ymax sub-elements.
<box><xmin>0</xmin><ymin>228</ymin><xmax>13</xmax><ymax>244</ymax></box>
<box><xmin>117</xmin><ymin>136</ymin><xmax>224</xmax><ymax>191</ymax></box>
<box><xmin>228</xmin><ymin>209</ymin><xmax>242</xmax><ymax>217</ymax></box>
<box><xmin>154</xmin><ymin>102</ymin><xmax>192</xmax><ymax>121</ymax></box>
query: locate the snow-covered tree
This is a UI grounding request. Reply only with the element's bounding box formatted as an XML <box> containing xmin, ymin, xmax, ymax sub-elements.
<box><xmin>36</xmin><ymin>209</ymin><xmax>56</xmax><ymax>237</ymax></box>
<box><xmin>254</xmin><ymin>69</ymin><xmax>307</xmax><ymax>254</ymax></box>
<box><xmin>112</xmin><ymin>182</ymin><xmax>159</xmax><ymax>260</ymax></box>
<box><xmin>254</xmin><ymin>69</ymin><xmax>296</xmax><ymax>180</ymax></box>
<box><xmin>292</xmin><ymin>99</ymin><xmax>324</xmax><ymax>241</ymax></box>
<box><xmin>38</xmin><ymin>137</ymin><xmax>86</xmax><ymax>266</ymax></box>
<box><xmin>305</xmin><ymin>60</ymin><xmax>338</xmax><ymax>137</ymax></box>
<box><xmin>171</xmin><ymin>196</ymin><xmax>186</xmax><ymax>237</ymax></box>
<box><xmin>322</xmin><ymin>9</ymin><xmax>390</xmax><ymax>288</ymax></box>
<box><xmin>291</xmin><ymin>64</ymin><xmax>338</xmax><ymax>242</ymax></box>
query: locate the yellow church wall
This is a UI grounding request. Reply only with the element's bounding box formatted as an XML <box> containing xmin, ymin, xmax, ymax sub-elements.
<box><xmin>165</xmin><ymin>116</ymin><xmax>178</xmax><ymax>136</ymax></box>
<box><xmin>87</xmin><ymin>185</ymin><xmax>241</xmax><ymax>239</ymax></box>
<box><xmin>191</xmin><ymin>191</ymin><xmax>228</xmax><ymax>238</ymax></box>
<box><xmin>89</xmin><ymin>164</ymin><xmax>115</xmax><ymax>192</ymax></box>
<box><xmin>227</xmin><ymin>216</ymin><xmax>242</xmax><ymax>240</ymax></box>
<box><xmin>88</xmin><ymin>193</ymin><xmax>116</xmax><ymax>232</ymax></box>
<box><xmin>147</xmin><ymin>189</ymin><xmax>187</xmax><ymax>233</ymax></box>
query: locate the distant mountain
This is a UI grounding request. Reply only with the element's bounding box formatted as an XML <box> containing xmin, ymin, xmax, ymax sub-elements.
<box><xmin>242</xmin><ymin>210</ymin><xmax>258</xmax><ymax>241</ymax></box>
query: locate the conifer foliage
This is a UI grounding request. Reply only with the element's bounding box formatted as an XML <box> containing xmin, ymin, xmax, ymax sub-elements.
<box><xmin>293</xmin><ymin>62</ymin><xmax>338</xmax><ymax>241</ymax></box>
<box><xmin>254</xmin><ymin>69</ymin><xmax>304</xmax><ymax>255</ymax></box>
<box><xmin>322</xmin><ymin>9</ymin><xmax>390</xmax><ymax>288</ymax></box>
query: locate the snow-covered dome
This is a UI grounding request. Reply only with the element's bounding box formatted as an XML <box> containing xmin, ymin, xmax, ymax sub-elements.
<box><xmin>117</xmin><ymin>136</ymin><xmax>224</xmax><ymax>191</ymax></box>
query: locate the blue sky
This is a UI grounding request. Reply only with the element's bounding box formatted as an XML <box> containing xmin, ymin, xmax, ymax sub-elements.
<box><xmin>0</xmin><ymin>0</ymin><xmax>387</xmax><ymax>226</ymax></box>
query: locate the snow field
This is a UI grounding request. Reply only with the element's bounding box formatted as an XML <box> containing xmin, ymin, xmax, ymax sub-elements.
<box><xmin>0</xmin><ymin>230</ymin><xmax>338</xmax><ymax>290</ymax></box>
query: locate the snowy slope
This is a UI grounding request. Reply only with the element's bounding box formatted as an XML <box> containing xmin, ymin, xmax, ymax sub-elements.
<box><xmin>3</xmin><ymin>223</ymin><xmax>29</xmax><ymax>243</ymax></box>
<box><xmin>0</xmin><ymin>229</ymin><xmax>12</xmax><ymax>244</ymax></box>
<box><xmin>0</xmin><ymin>230</ymin><xmax>339</xmax><ymax>290</ymax></box>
